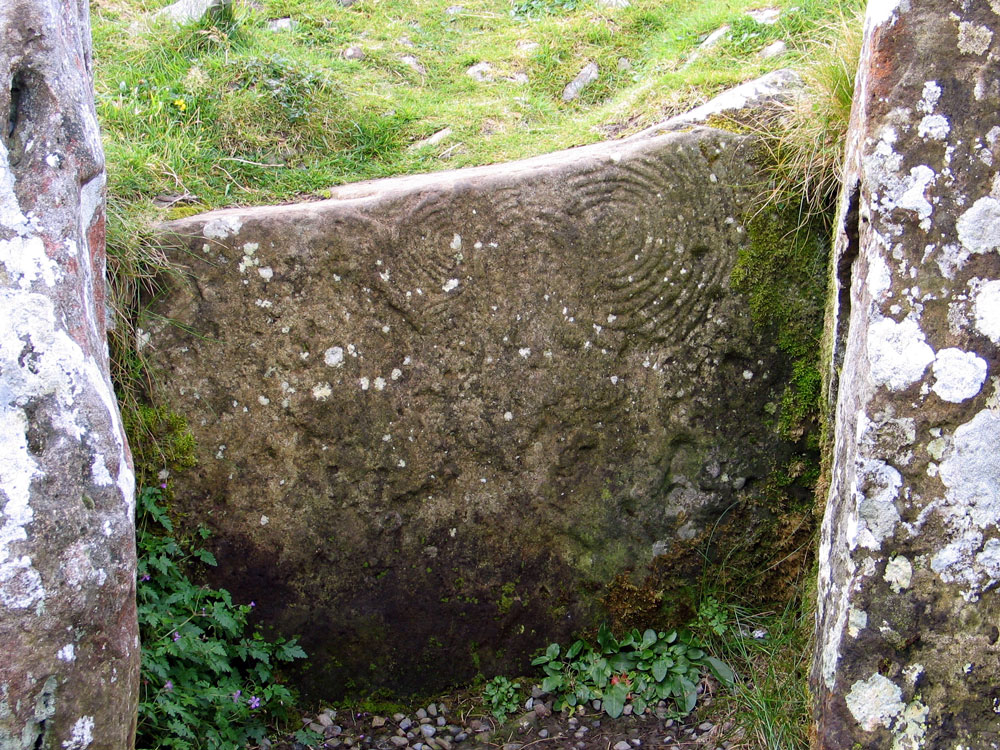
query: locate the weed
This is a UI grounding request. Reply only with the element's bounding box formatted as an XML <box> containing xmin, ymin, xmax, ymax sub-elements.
<box><xmin>136</xmin><ymin>486</ymin><xmax>308</xmax><ymax>748</ymax></box>
<box><xmin>482</xmin><ymin>676</ymin><xmax>522</xmax><ymax>722</ymax></box>
<box><xmin>532</xmin><ymin>624</ymin><xmax>734</xmax><ymax>720</ymax></box>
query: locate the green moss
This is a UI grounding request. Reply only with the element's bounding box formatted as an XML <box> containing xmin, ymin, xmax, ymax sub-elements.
<box><xmin>123</xmin><ymin>403</ymin><xmax>197</xmax><ymax>484</ymax></box>
<box><xmin>731</xmin><ymin>203</ymin><xmax>829</xmax><ymax>441</ymax></box>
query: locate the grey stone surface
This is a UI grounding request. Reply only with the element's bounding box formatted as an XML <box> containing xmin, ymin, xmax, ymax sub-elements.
<box><xmin>813</xmin><ymin>0</ymin><xmax>1000</xmax><ymax>747</ymax></box>
<box><xmin>154</xmin><ymin>0</ymin><xmax>229</xmax><ymax>25</ymax></box>
<box><xmin>149</xmin><ymin>84</ymin><xmax>814</xmax><ymax>699</ymax></box>
<box><xmin>0</xmin><ymin>0</ymin><xmax>138</xmax><ymax>746</ymax></box>
<box><xmin>562</xmin><ymin>62</ymin><xmax>599</xmax><ymax>101</ymax></box>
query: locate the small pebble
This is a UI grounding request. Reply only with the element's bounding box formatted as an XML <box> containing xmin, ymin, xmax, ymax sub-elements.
<box><xmin>502</xmin><ymin>744</ymin><xmax>523</xmax><ymax>750</ymax></box>
<box><xmin>309</xmin><ymin>722</ymin><xmax>324</xmax><ymax>733</ymax></box>
<box><xmin>393</xmin><ymin>713</ymin><xmax>406</xmax><ymax>722</ymax></box>
<box><xmin>454</xmin><ymin>733</ymin><xmax>468</xmax><ymax>743</ymax></box>
<box><xmin>437</xmin><ymin>739</ymin><xmax>451</xmax><ymax>750</ymax></box>
<box><xmin>372</xmin><ymin>717</ymin><xmax>386</xmax><ymax>728</ymax></box>
<box><xmin>400</xmin><ymin>719</ymin><xmax>413</xmax><ymax>730</ymax></box>
<box><xmin>623</xmin><ymin>704</ymin><xmax>633</xmax><ymax>716</ymax></box>
<box><xmin>614</xmin><ymin>742</ymin><xmax>631</xmax><ymax>750</ymax></box>
<box><xmin>592</xmin><ymin>700</ymin><xmax>602</xmax><ymax>711</ymax></box>
<box><xmin>428</xmin><ymin>704</ymin><xmax>438</xmax><ymax>717</ymax></box>
<box><xmin>319</xmin><ymin>713</ymin><xmax>335</xmax><ymax>727</ymax></box>
<box><xmin>538</xmin><ymin>730</ymin><xmax>549</xmax><ymax>739</ymax></box>
<box><xmin>531</xmin><ymin>687</ymin><xmax>544</xmax><ymax>698</ymax></box>
<box><xmin>420</xmin><ymin>718</ymin><xmax>432</xmax><ymax>725</ymax></box>
<box><xmin>436</xmin><ymin>717</ymin><xmax>446</xmax><ymax>727</ymax></box>
<box><xmin>630</xmin><ymin>740</ymin><xmax>641</xmax><ymax>748</ymax></box>
<box><xmin>699</xmin><ymin>722</ymin><xmax>714</xmax><ymax>732</ymax></box>
<box><xmin>420</xmin><ymin>725</ymin><xmax>436</xmax><ymax>738</ymax></box>
<box><xmin>416</xmin><ymin>709</ymin><xmax>428</xmax><ymax>720</ymax></box>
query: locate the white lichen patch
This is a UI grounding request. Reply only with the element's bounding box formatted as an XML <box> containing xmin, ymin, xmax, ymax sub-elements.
<box><xmin>845</xmin><ymin>673</ymin><xmax>904</xmax><ymax>731</ymax></box>
<box><xmin>258</xmin><ymin>266</ymin><xmax>273</xmax><ymax>281</ymax></box>
<box><xmin>853</xmin><ymin>458</ymin><xmax>903</xmax><ymax>550</ymax></box>
<box><xmin>324</xmin><ymin>346</ymin><xmax>345</xmax><ymax>368</ymax></box>
<box><xmin>518</xmin><ymin>347</ymin><xmax>531</xmax><ymax>358</ymax></box>
<box><xmin>450</xmin><ymin>234</ymin><xmax>462</xmax><ymax>251</ymax></box>
<box><xmin>2</xmin><ymin>284</ymin><xmax>132</xmax><ymax>607</ymax></box>
<box><xmin>957</xmin><ymin>197</ymin><xmax>1000</xmax><ymax>254</ymax></box>
<box><xmin>374</xmin><ymin>377</ymin><xmax>386</xmax><ymax>391</ymax></box>
<box><xmin>931</xmin><ymin>348</ymin><xmax>988</xmax><ymax>402</ymax></box>
<box><xmin>917</xmin><ymin>81</ymin><xmax>941</xmax><ymax>113</ymax></box>
<box><xmin>848</xmin><ymin>606</ymin><xmax>868</xmax><ymax>637</ymax></box>
<box><xmin>867</xmin><ymin>252</ymin><xmax>893</xmax><ymax>299</ymax></box>
<box><xmin>311</xmin><ymin>382</ymin><xmax>333</xmax><ymax>400</ymax></box>
<box><xmin>958</xmin><ymin>21</ymin><xmax>993</xmax><ymax>55</ymax></box>
<box><xmin>203</xmin><ymin>215</ymin><xmax>243</xmax><ymax>239</ymax></box>
<box><xmin>63</xmin><ymin>715</ymin><xmax>95</xmax><ymax>749</ymax></box>
<box><xmin>0</xmin><ymin>235</ymin><xmax>61</xmax><ymax>289</ymax></box>
<box><xmin>931</xmin><ymin>408</ymin><xmax>1000</xmax><ymax>591</ymax></box>
<box><xmin>442</xmin><ymin>278</ymin><xmax>459</xmax><ymax>293</ymax></box>
<box><xmin>893</xmin><ymin>165</ymin><xmax>936</xmax><ymax>220</ymax></box>
<box><xmin>866</xmin><ymin>0</ymin><xmax>902</xmax><ymax>29</ymax></box>
<box><xmin>918</xmin><ymin>114</ymin><xmax>950</xmax><ymax>140</ymax></box>
<box><xmin>884</xmin><ymin>555</ymin><xmax>913</xmax><ymax>592</ymax></box>
<box><xmin>867</xmin><ymin>315</ymin><xmax>934</xmax><ymax>391</ymax></box>
<box><xmin>973</xmin><ymin>279</ymin><xmax>1000</xmax><ymax>343</ymax></box>
<box><xmin>892</xmin><ymin>700</ymin><xmax>929</xmax><ymax>750</ymax></box>
<box><xmin>57</xmin><ymin>643</ymin><xmax>76</xmax><ymax>662</ymax></box>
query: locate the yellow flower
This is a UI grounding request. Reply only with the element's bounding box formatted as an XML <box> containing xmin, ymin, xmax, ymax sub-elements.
<box><xmin>172</xmin><ymin>98</ymin><xmax>187</xmax><ymax>112</ymax></box>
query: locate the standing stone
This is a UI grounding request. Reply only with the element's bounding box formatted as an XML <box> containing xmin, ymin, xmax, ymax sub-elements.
<box><xmin>814</xmin><ymin>1</ymin><xmax>1000</xmax><ymax>747</ymax></box>
<box><xmin>0</xmin><ymin>1</ymin><xmax>138</xmax><ymax>747</ymax></box>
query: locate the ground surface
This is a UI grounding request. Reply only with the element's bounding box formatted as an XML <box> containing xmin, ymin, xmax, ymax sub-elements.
<box><xmin>281</xmin><ymin>681</ymin><xmax>745</xmax><ymax>750</ymax></box>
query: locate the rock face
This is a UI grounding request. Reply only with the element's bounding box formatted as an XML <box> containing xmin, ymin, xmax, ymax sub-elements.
<box><xmin>150</xmin><ymin>111</ymin><xmax>815</xmax><ymax>698</ymax></box>
<box><xmin>814</xmin><ymin>1</ymin><xmax>1000</xmax><ymax>747</ymax></box>
<box><xmin>0</xmin><ymin>0</ymin><xmax>139</xmax><ymax>747</ymax></box>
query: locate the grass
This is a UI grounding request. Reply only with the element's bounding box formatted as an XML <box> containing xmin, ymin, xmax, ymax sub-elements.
<box><xmin>691</xmin><ymin>591</ymin><xmax>814</xmax><ymax>749</ymax></box>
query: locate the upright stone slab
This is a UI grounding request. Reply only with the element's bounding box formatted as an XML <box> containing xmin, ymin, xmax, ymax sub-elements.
<box><xmin>0</xmin><ymin>1</ymin><xmax>139</xmax><ymax>746</ymax></box>
<box><xmin>814</xmin><ymin>0</ymin><xmax>1000</xmax><ymax>746</ymax></box>
<box><xmin>150</xmin><ymin>116</ymin><xmax>817</xmax><ymax>698</ymax></box>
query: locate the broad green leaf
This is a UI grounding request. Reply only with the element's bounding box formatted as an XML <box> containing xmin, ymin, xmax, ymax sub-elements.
<box><xmin>641</xmin><ymin>629</ymin><xmax>657</xmax><ymax>649</ymax></box>
<box><xmin>679</xmin><ymin>677</ymin><xmax>698</xmax><ymax>714</ymax></box>
<box><xmin>546</xmin><ymin>643</ymin><xmax>561</xmax><ymax>660</ymax></box>
<box><xmin>652</xmin><ymin>658</ymin><xmax>669</xmax><ymax>683</ymax></box>
<box><xmin>566</xmin><ymin>640</ymin><xmax>585</xmax><ymax>659</ymax></box>
<box><xmin>705</xmin><ymin>656</ymin><xmax>736</xmax><ymax>687</ymax></box>
<box><xmin>542</xmin><ymin>674</ymin><xmax>564</xmax><ymax>693</ymax></box>
<box><xmin>603</xmin><ymin>682</ymin><xmax>628</xmax><ymax>718</ymax></box>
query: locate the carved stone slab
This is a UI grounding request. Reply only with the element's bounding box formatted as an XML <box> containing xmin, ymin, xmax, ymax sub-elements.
<box><xmin>152</xmin><ymin>123</ymin><xmax>806</xmax><ymax>698</ymax></box>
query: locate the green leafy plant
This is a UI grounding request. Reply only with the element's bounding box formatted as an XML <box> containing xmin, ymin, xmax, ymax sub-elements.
<box><xmin>532</xmin><ymin>624</ymin><xmax>734</xmax><ymax>720</ymax></box>
<box><xmin>136</xmin><ymin>486</ymin><xmax>307</xmax><ymax>749</ymax></box>
<box><xmin>694</xmin><ymin>596</ymin><xmax>729</xmax><ymax>637</ymax></box>
<box><xmin>482</xmin><ymin>675</ymin><xmax>522</xmax><ymax>722</ymax></box>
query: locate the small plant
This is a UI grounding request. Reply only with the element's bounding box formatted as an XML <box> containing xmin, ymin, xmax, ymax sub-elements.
<box><xmin>136</xmin><ymin>486</ymin><xmax>307</xmax><ymax>748</ymax></box>
<box><xmin>532</xmin><ymin>624</ymin><xmax>734</xmax><ymax>720</ymax></box>
<box><xmin>483</xmin><ymin>675</ymin><xmax>522</xmax><ymax>723</ymax></box>
<box><xmin>694</xmin><ymin>596</ymin><xmax>729</xmax><ymax>637</ymax></box>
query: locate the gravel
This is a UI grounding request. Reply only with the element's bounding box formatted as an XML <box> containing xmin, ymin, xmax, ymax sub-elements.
<box><xmin>280</xmin><ymin>680</ymin><xmax>738</xmax><ymax>750</ymax></box>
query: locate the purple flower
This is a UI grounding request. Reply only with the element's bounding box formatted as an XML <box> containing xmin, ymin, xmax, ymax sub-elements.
<box><xmin>140</xmin><ymin>574</ymin><xmax>151</xmax><ymax>582</ymax></box>
<box><xmin>232</xmin><ymin>690</ymin><xmax>242</xmax><ymax>704</ymax></box>
<box><xmin>249</xmin><ymin>601</ymin><xmax>256</xmax><ymax>608</ymax></box>
<box><xmin>160</xmin><ymin>483</ymin><xmax>167</xmax><ymax>489</ymax></box>
<box><xmin>164</xmin><ymin>681</ymin><xmax>173</xmax><ymax>692</ymax></box>
<box><xmin>172</xmin><ymin>632</ymin><xmax>181</xmax><ymax>642</ymax></box>
<box><xmin>247</xmin><ymin>695</ymin><xmax>261</xmax><ymax>709</ymax></box>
